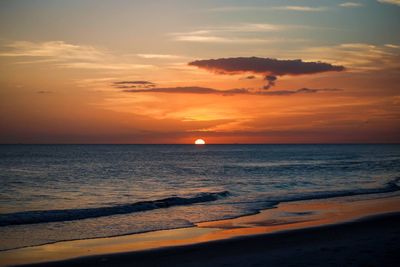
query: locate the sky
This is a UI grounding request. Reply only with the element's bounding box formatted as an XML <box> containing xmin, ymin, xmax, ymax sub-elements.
<box><xmin>0</xmin><ymin>0</ymin><xmax>399</xmax><ymax>144</ymax></box>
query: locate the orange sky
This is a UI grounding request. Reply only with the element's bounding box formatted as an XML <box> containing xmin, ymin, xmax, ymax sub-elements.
<box><xmin>0</xmin><ymin>1</ymin><xmax>399</xmax><ymax>144</ymax></box>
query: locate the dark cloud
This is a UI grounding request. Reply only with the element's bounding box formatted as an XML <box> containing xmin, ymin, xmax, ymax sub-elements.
<box><xmin>242</xmin><ymin>75</ymin><xmax>256</xmax><ymax>80</ymax></box>
<box><xmin>122</xmin><ymin>86</ymin><xmax>341</xmax><ymax>96</ymax></box>
<box><xmin>37</xmin><ymin>90</ymin><xmax>52</xmax><ymax>94</ymax></box>
<box><xmin>113</xmin><ymin>80</ymin><xmax>156</xmax><ymax>89</ymax></box>
<box><xmin>114</xmin><ymin>81</ymin><xmax>155</xmax><ymax>85</ymax></box>
<box><xmin>263</xmin><ymin>88</ymin><xmax>330</xmax><ymax>95</ymax></box>
<box><xmin>189</xmin><ymin>57</ymin><xmax>345</xmax><ymax>76</ymax></box>
<box><xmin>123</xmin><ymin>86</ymin><xmax>248</xmax><ymax>95</ymax></box>
<box><xmin>115</xmin><ymin>85</ymin><xmax>137</xmax><ymax>89</ymax></box>
<box><xmin>189</xmin><ymin>57</ymin><xmax>345</xmax><ymax>88</ymax></box>
<box><xmin>263</xmin><ymin>75</ymin><xmax>277</xmax><ymax>90</ymax></box>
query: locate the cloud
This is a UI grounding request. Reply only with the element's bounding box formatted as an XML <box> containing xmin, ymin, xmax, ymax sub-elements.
<box><xmin>377</xmin><ymin>0</ymin><xmax>400</xmax><ymax>6</ymax></box>
<box><xmin>339</xmin><ymin>2</ymin><xmax>363</xmax><ymax>7</ymax></box>
<box><xmin>122</xmin><ymin>86</ymin><xmax>341</xmax><ymax>96</ymax></box>
<box><xmin>113</xmin><ymin>81</ymin><xmax>156</xmax><ymax>89</ymax></box>
<box><xmin>136</xmin><ymin>54</ymin><xmax>182</xmax><ymax>59</ymax></box>
<box><xmin>295</xmin><ymin>43</ymin><xmax>400</xmax><ymax>71</ymax></box>
<box><xmin>242</xmin><ymin>75</ymin><xmax>256</xmax><ymax>80</ymax></box>
<box><xmin>123</xmin><ymin>86</ymin><xmax>247</xmax><ymax>95</ymax></box>
<box><xmin>174</xmin><ymin>35</ymin><xmax>228</xmax><ymax>43</ymax></box>
<box><xmin>173</xmin><ymin>35</ymin><xmax>295</xmax><ymax>44</ymax></box>
<box><xmin>37</xmin><ymin>90</ymin><xmax>52</xmax><ymax>94</ymax></box>
<box><xmin>263</xmin><ymin>75</ymin><xmax>277</xmax><ymax>90</ymax></box>
<box><xmin>59</xmin><ymin>62</ymin><xmax>153</xmax><ymax>70</ymax></box>
<box><xmin>170</xmin><ymin>23</ymin><xmax>308</xmax><ymax>44</ymax></box>
<box><xmin>189</xmin><ymin>57</ymin><xmax>345</xmax><ymax>87</ymax></box>
<box><xmin>209</xmin><ymin>6</ymin><xmax>269</xmax><ymax>12</ymax></box>
<box><xmin>0</xmin><ymin>41</ymin><xmax>154</xmax><ymax>70</ymax></box>
<box><xmin>189</xmin><ymin>57</ymin><xmax>345</xmax><ymax>76</ymax></box>
<box><xmin>171</xmin><ymin>24</ymin><xmax>288</xmax><ymax>34</ymax></box>
<box><xmin>0</xmin><ymin>41</ymin><xmax>102</xmax><ymax>60</ymax></box>
<box><xmin>261</xmin><ymin>88</ymin><xmax>341</xmax><ymax>95</ymax></box>
<box><xmin>385</xmin><ymin>44</ymin><xmax>400</xmax><ymax>49</ymax></box>
<box><xmin>271</xmin><ymin>6</ymin><xmax>327</xmax><ymax>12</ymax></box>
<box><xmin>114</xmin><ymin>81</ymin><xmax>155</xmax><ymax>85</ymax></box>
<box><xmin>210</xmin><ymin>6</ymin><xmax>326</xmax><ymax>12</ymax></box>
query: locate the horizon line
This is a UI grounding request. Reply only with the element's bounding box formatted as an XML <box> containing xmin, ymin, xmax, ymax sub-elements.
<box><xmin>1</xmin><ymin>143</ymin><xmax>399</xmax><ymax>145</ymax></box>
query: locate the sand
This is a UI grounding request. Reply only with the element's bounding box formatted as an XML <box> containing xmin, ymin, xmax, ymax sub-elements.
<box><xmin>19</xmin><ymin>213</ymin><xmax>400</xmax><ymax>267</ymax></box>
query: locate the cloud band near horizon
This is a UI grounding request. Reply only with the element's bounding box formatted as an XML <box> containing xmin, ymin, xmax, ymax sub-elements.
<box><xmin>122</xmin><ymin>86</ymin><xmax>341</xmax><ymax>96</ymax></box>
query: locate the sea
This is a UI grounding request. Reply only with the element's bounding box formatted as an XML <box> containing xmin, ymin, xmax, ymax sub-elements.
<box><xmin>0</xmin><ymin>144</ymin><xmax>399</xmax><ymax>251</ymax></box>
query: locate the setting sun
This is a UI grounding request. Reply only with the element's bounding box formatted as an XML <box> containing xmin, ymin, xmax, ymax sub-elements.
<box><xmin>195</xmin><ymin>139</ymin><xmax>206</xmax><ymax>145</ymax></box>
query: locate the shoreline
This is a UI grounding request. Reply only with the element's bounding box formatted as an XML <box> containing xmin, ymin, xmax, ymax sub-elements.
<box><xmin>20</xmin><ymin>212</ymin><xmax>400</xmax><ymax>267</ymax></box>
<box><xmin>1</xmin><ymin>192</ymin><xmax>400</xmax><ymax>266</ymax></box>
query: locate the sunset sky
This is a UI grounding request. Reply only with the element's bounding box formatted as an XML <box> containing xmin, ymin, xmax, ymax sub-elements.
<box><xmin>0</xmin><ymin>0</ymin><xmax>399</xmax><ymax>144</ymax></box>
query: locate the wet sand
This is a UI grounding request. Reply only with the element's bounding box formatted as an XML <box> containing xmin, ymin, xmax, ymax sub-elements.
<box><xmin>2</xmin><ymin>193</ymin><xmax>400</xmax><ymax>267</ymax></box>
<box><xmin>21</xmin><ymin>212</ymin><xmax>400</xmax><ymax>267</ymax></box>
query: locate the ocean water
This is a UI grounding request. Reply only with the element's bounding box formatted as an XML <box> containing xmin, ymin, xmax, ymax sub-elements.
<box><xmin>0</xmin><ymin>144</ymin><xmax>399</xmax><ymax>250</ymax></box>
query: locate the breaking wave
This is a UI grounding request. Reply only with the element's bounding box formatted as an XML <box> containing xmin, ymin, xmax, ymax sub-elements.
<box><xmin>0</xmin><ymin>191</ymin><xmax>230</xmax><ymax>227</ymax></box>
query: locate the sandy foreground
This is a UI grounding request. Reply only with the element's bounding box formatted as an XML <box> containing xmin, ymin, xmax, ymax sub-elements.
<box><xmin>2</xmin><ymin>193</ymin><xmax>400</xmax><ymax>267</ymax></box>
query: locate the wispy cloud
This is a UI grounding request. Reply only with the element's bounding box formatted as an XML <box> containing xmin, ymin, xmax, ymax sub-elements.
<box><xmin>136</xmin><ymin>54</ymin><xmax>182</xmax><ymax>59</ymax></box>
<box><xmin>339</xmin><ymin>2</ymin><xmax>363</xmax><ymax>7</ymax></box>
<box><xmin>122</xmin><ymin>86</ymin><xmax>341</xmax><ymax>96</ymax></box>
<box><xmin>112</xmin><ymin>80</ymin><xmax>156</xmax><ymax>89</ymax></box>
<box><xmin>37</xmin><ymin>90</ymin><xmax>52</xmax><ymax>94</ymax></box>
<box><xmin>196</xmin><ymin>23</ymin><xmax>288</xmax><ymax>33</ymax></box>
<box><xmin>173</xmin><ymin>35</ymin><xmax>297</xmax><ymax>44</ymax></box>
<box><xmin>0</xmin><ymin>41</ymin><xmax>154</xmax><ymax>70</ymax></box>
<box><xmin>171</xmin><ymin>23</ymin><xmax>298</xmax><ymax>36</ymax></box>
<box><xmin>377</xmin><ymin>0</ymin><xmax>400</xmax><ymax>6</ymax></box>
<box><xmin>295</xmin><ymin>43</ymin><xmax>400</xmax><ymax>71</ymax></box>
<box><xmin>271</xmin><ymin>6</ymin><xmax>327</xmax><ymax>12</ymax></box>
<box><xmin>0</xmin><ymin>41</ymin><xmax>102</xmax><ymax>60</ymax></box>
<box><xmin>174</xmin><ymin>35</ymin><xmax>228</xmax><ymax>43</ymax></box>
<box><xmin>210</xmin><ymin>6</ymin><xmax>266</xmax><ymax>12</ymax></box>
<box><xmin>114</xmin><ymin>81</ymin><xmax>155</xmax><ymax>85</ymax></box>
<box><xmin>170</xmin><ymin>23</ymin><xmax>311</xmax><ymax>44</ymax></box>
<box><xmin>210</xmin><ymin>6</ymin><xmax>327</xmax><ymax>12</ymax></box>
<box><xmin>385</xmin><ymin>44</ymin><xmax>400</xmax><ymax>49</ymax></box>
<box><xmin>59</xmin><ymin>62</ymin><xmax>153</xmax><ymax>70</ymax></box>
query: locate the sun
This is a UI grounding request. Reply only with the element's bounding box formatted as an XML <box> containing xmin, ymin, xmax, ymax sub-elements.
<box><xmin>194</xmin><ymin>139</ymin><xmax>206</xmax><ymax>145</ymax></box>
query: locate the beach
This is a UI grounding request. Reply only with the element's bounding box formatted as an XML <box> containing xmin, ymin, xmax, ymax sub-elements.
<box><xmin>2</xmin><ymin>192</ymin><xmax>400</xmax><ymax>267</ymax></box>
<box><xmin>21</xmin><ymin>212</ymin><xmax>400</xmax><ymax>267</ymax></box>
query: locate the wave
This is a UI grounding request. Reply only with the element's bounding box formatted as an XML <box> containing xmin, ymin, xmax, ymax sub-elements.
<box><xmin>1</xmin><ymin>178</ymin><xmax>399</xmax><ymax>228</ymax></box>
<box><xmin>208</xmin><ymin>177</ymin><xmax>400</xmax><ymax>216</ymax></box>
<box><xmin>273</xmin><ymin>177</ymin><xmax>400</xmax><ymax>204</ymax></box>
<box><xmin>0</xmin><ymin>191</ymin><xmax>230</xmax><ymax>227</ymax></box>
